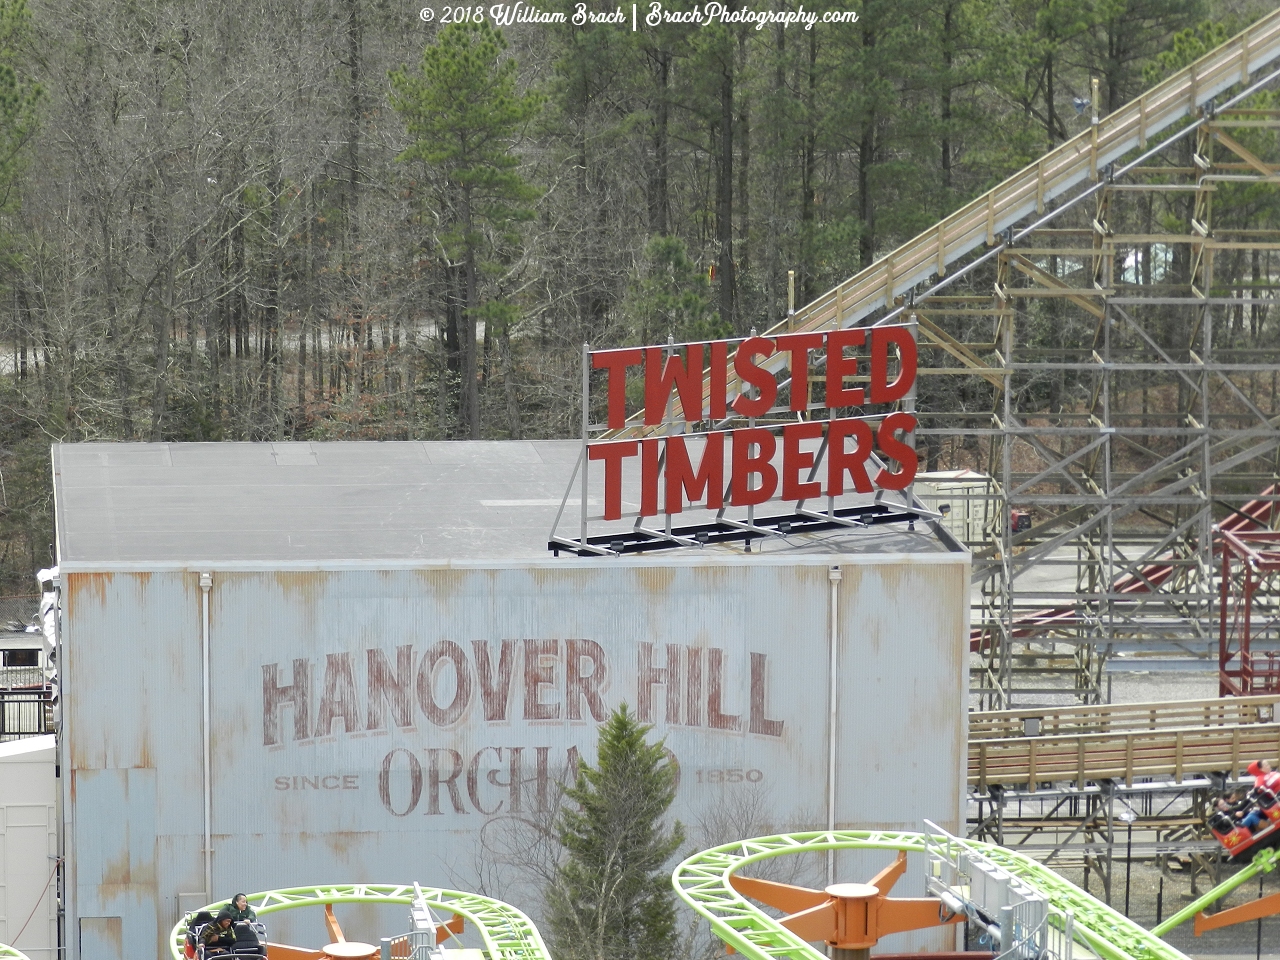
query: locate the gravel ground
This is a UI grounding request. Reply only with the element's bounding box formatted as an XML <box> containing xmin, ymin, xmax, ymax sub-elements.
<box><xmin>1103</xmin><ymin>671</ymin><xmax>1222</xmax><ymax>705</ymax></box>
<box><xmin>969</xmin><ymin>662</ymin><xmax>1224</xmax><ymax>711</ymax></box>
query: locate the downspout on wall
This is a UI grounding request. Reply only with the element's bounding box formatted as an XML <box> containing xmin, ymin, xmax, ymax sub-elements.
<box><xmin>200</xmin><ymin>572</ymin><xmax>212</xmax><ymax>902</ymax></box>
<box><xmin>827</xmin><ymin>564</ymin><xmax>841</xmax><ymax>886</ymax></box>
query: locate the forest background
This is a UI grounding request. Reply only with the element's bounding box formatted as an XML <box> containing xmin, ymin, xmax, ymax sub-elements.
<box><xmin>0</xmin><ymin>0</ymin><xmax>1269</xmax><ymax>591</ymax></box>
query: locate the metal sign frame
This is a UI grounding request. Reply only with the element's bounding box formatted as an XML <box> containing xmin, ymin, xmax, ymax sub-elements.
<box><xmin>548</xmin><ymin>326</ymin><xmax>938</xmax><ymax>556</ymax></box>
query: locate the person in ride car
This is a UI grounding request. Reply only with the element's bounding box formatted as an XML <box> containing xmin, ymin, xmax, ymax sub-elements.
<box><xmin>1218</xmin><ymin>793</ymin><xmax>1249</xmax><ymax>814</ymax></box>
<box><xmin>1232</xmin><ymin>761</ymin><xmax>1280</xmax><ymax>833</ymax></box>
<box><xmin>227</xmin><ymin>894</ymin><xmax>256</xmax><ymax>923</ymax></box>
<box><xmin>1247</xmin><ymin>758</ymin><xmax>1280</xmax><ymax>792</ymax></box>
<box><xmin>1217</xmin><ymin>793</ymin><xmax>1262</xmax><ymax>832</ymax></box>
<box><xmin>201</xmin><ymin>912</ymin><xmax>237</xmax><ymax>954</ymax></box>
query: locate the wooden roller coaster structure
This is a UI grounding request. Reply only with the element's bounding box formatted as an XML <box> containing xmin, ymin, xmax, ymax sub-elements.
<box><xmin>581</xmin><ymin>10</ymin><xmax>1280</xmax><ymax>707</ymax></box>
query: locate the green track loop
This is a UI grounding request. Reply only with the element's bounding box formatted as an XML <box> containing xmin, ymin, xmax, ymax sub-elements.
<box><xmin>0</xmin><ymin>944</ymin><xmax>32</xmax><ymax>960</ymax></box>
<box><xmin>672</xmin><ymin>830</ymin><xmax>1195</xmax><ymax>960</ymax></box>
<box><xmin>166</xmin><ymin>884</ymin><xmax>550</xmax><ymax>960</ymax></box>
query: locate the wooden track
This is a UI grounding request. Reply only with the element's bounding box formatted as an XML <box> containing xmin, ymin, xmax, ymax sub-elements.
<box><xmin>608</xmin><ymin>9</ymin><xmax>1280</xmax><ymax>438</ymax></box>
<box><xmin>970</xmin><ymin>695</ymin><xmax>1280</xmax><ymax>790</ymax></box>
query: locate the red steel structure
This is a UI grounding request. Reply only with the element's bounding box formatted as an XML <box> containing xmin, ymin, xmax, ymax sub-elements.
<box><xmin>1218</xmin><ymin>494</ymin><xmax>1280</xmax><ymax>694</ymax></box>
<box><xmin>974</xmin><ymin>486</ymin><xmax>1279</xmax><ymax>657</ymax></box>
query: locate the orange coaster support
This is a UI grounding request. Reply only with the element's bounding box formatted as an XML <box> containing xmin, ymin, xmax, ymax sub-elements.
<box><xmin>1194</xmin><ymin>890</ymin><xmax>1280</xmax><ymax>935</ymax></box>
<box><xmin>729</xmin><ymin>852</ymin><xmax>961</xmax><ymax>954</ymax></box>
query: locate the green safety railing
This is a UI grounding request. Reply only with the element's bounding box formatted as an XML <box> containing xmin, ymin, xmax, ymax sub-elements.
<box><xmin>672</xmin><ymin>830</ymin><xmax>1196</xmax><ymax>960</ymax></box>
<box><xmin>167</xmin><ymin>884</ymin><xmax>550</xmax><ymax>960</ymax></box>
<box><xmin>0</xmin><ymin>944</ymin><xmax>32</xmax><ymax>960</ymax></box>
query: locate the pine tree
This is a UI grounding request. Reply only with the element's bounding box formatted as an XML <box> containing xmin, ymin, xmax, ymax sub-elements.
<box><xmin>389</xmin><ymin>21</ymin><xmax>542</xmax><ymax>439</ymax></box>
<box><xmin>0</xmin><ymin>0</ymin><xmax>39</xmax><ymax>241</ymax></box>
<box><xmin>548</xmin><ymin>704</ymin><xmax>685</xmax><ymax>960</ymax></box>
<box><xmin>625</xmin><ymin>235</ymin><xmax>721</xmax><ymax>346</ymax></box>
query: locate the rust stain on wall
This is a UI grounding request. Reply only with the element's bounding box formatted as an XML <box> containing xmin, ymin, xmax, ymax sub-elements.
<box><xmin>100</xmin><ymin>850</ymin><xmax>133</xmax><ymax>888</ymax></box>
<box><xmin>691</xmin><ymin>564</ymin><xmax>734</xmax><ymax>592</ymax></box>
<box><xmin>415</xmin><ymin>568</ymin><xmax>470</xmax><ymax>597</ymax></box>
<box><xmin>69</xmin><ymin>729</ymin><xmax>96</xmax><ymax>772</ymax></box>
<box><xmin>135</xmin><ymin>731</ymin><xmax>153</xmax><ymax>770</ymax></box>
<box><xmin>530</xmin><ymin>566</ymin><xmax>596</xmax><ymax>591</ymax></box>
<box><xmin>269</xmin><ymin>570</ymin><xmax>333</xmax><ymax>606</ymax></box>
<box><xmin>81</xmin><ymin>917</ymin><xmax>123</xmax><ymax>957</ymax></box>
<box><xmin>65</xmin><ymin>571</ymin><xmax>110</xmax><ymax>611</ymax></box>
<box><xmin>634</xmin><ymin>566</ymin><xmax>676</xmax><ymax>595</ymax></box>
<box><xmin>322</xmin><ymin>829</ymin><xmax>378</xmax><ymax>859</ymax></box>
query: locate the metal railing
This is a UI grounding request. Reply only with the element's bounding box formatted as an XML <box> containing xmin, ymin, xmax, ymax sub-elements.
<box><xmin>0</xmin><ymin>688</ymin><xmax>50</xmax><ymax>741</ymax></box>
<box><xmin>379</xmin><ymin>932</ymin><xmax>433</xmax><ymax>960</ymax></box>
<box><xmin>923</xmin><ymin>822</ymin><xmax>1067</xmax><ymax>960</ymax></box>
<box><xmin>0</xmin><ymin>665</ymin><xmax>45</xmax><ymax>689</ymax></box>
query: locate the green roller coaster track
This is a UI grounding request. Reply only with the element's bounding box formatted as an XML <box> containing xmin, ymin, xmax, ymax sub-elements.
<box><xmin>672</xmin><ymin>830</ymin><xmax>1196</xmax><ymax>960</ymax></box>
<box><xmin>166</xmin><ymin>884</ymin><xmax>549</xmax><ymax>960</ymax></box>
<box><xmin>0</xmin><ymin>945</ymin><xmax>31</xmax><ymax>960</ymax></box>
<box><xmin>165</xmin><ymin>833</ymin><xmax>1270</xmax><ymax>960</ymax></box>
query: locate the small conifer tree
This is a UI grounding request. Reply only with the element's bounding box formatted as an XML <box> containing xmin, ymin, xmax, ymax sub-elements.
<box><xmin>547</xmin><ymin>704</ymin><xmax>685</xmax><ymax>960</ymax></box>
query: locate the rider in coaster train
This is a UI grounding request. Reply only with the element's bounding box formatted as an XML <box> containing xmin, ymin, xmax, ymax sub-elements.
<box><xmin>1228</xmin><ymin>759</ymin><xmax>1280</xmax><ymax>834</ymax></box>
<box><xmin>201</xmin><ymin>912</ymin><xmax>237</xmax><ymax>955</ymax></box>
<box><xmin>226</xmin><ymin>894</ymin><xmax>257</xmax><ymax>923</ymax></box>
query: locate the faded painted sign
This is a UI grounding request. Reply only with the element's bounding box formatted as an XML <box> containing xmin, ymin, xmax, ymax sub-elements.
<box><xmin>62</xmin><ymin>555</ymin><xmax>968</xmax><ymax>959</ymax></box>
<box><xmin>262</xmin><ymin>639</ymin><xmax>785</xmax><ymax>819</ymax></box>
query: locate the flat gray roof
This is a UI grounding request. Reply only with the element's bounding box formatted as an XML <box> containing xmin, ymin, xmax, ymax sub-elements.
<box><xmin>52</xmin><ymin>441</ymin><xmax>950</xmax><ymax>566</ymax></box>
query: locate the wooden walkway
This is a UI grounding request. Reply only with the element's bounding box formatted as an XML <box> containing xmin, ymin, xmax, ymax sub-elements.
<box><xmin>970</xmin><ymin>695</ymin><xmax>1280</xmax><ymax>791</ymax></box>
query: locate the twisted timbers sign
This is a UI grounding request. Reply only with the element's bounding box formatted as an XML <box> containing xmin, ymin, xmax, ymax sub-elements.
<box><xmin>551</xmin><ymin>323</ymin><xmax>927</xmax><ymax>554</ymax></box>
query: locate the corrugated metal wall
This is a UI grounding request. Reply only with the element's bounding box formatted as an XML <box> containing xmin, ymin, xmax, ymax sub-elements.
<box><xmin>61</xmin><ymin>555</ymin><xmax>968</xmax><ymax>959</ymax></box>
